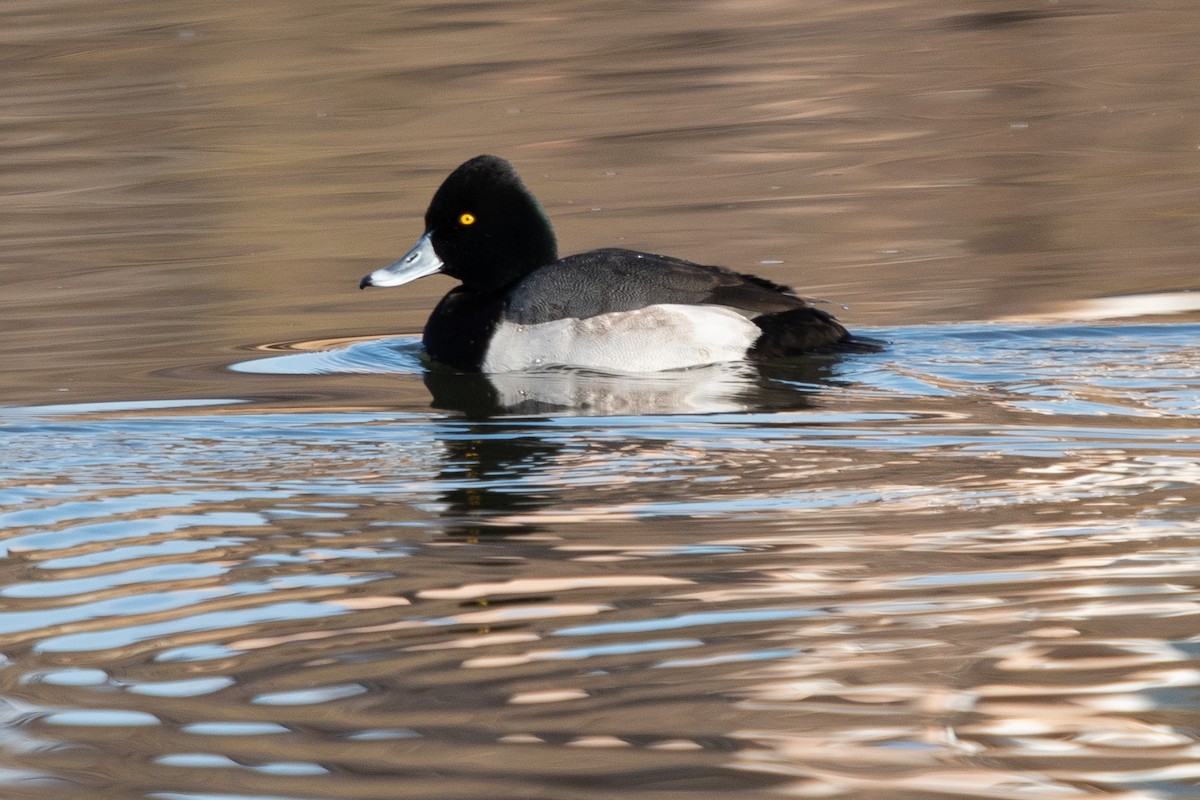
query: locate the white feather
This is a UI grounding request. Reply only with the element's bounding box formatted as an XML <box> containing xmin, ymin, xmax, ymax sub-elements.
<box><xmin>481</xmin><ymin>304</ymin><xmax>760</xmax><ymax>373</ymax></box>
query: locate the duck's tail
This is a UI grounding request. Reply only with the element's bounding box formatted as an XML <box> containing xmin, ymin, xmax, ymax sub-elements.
<box><xmin>750</xmin><ymin>307</ymin><xmax>885</xmax><ymax>357</ymax></box>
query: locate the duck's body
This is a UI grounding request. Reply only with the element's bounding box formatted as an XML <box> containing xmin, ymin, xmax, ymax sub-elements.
<box><xmin>361</xmin><ymin>155</ymin><xmax>878</xmax><ymax>372</ymax></box>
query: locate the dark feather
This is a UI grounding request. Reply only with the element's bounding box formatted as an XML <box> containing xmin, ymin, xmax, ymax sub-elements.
<box><xmin>750</xmin><ymin>307</ymin><xmax>885</xmax><ymax>357</ymax></box>
<box><xmin>504</xmin><ymin>248</ymin><xmax>807</xmax><ymax>324</ymax></box>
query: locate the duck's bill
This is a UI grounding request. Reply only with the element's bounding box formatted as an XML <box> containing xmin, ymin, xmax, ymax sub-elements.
<box><xmin>359</xmin><ymin>231</ymin><xmax>443</xmax><ymax>289</ymax></box>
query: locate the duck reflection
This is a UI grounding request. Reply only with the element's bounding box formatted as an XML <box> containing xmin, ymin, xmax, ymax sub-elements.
<box><xmin>231</xmin><ymin>336</ymin><xmax>850</xmax><ymax>417</ymax></box>
<box><xmin>423</xmin><ymin>357</ymin><xmax>843</xmax><ymax>419</ymax></box>
<box><xmin>422</xmin><ymin>357</ymin><xmax>850</xmax><ymax>533</ymax></box>
<box><xmin>231</xmin><ymin>338</ymin><xmax>857</xmax><ymax>527</ymax></box>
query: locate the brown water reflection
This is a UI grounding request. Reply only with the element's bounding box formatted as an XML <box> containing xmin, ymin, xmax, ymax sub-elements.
<box><xmin>4</xmin><ymin>0</ymin><xmax>1200</xmax><ymax>404</ymax></box>
<box><xmin>3</xmin><ymin>322</ymin><xmax>1200</xmax><ymax>798</ymax></box>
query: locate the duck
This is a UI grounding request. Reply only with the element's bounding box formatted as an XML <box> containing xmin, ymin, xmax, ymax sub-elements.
<box><xmin>360</xmin><ymin>155</ymin><xmax>879</xmax><ymax>372</ymax></box>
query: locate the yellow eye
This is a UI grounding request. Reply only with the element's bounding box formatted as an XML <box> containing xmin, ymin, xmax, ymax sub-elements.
<box><xmin>459</xmin><ymin>213</ymin><xmax>476</xmax><ymax>226</ymax></box>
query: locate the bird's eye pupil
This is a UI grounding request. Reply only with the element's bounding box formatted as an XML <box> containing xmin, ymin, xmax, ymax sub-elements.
<box><xmin>459</xmin><ymin>213</ymin><xmax>476</xmax><ymax>225</ymax></box>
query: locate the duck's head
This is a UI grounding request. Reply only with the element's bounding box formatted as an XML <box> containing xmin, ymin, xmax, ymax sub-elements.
<box><xmin>360</xmin><ymin>155</ymin><xmax>559</xmax><ymax>293</ymax></box>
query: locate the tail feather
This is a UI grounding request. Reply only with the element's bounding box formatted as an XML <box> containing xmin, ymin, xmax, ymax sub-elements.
<box><xmin>749</xmin><ymin>307</ymin><xmax>884</xmax><ymax>357</ymax></box>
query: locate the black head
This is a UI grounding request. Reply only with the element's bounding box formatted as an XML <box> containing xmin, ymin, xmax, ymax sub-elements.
<box><xmin>425</xmin><ymin>155</ymin><xmax>558</xmax><ymax>292</ymax></box>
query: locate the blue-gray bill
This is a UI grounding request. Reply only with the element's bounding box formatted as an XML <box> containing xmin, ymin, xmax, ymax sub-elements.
<box><xmin>359</xmin><ymin>231</ymin><xmax>443</xmax><ymax>289</ymax></box>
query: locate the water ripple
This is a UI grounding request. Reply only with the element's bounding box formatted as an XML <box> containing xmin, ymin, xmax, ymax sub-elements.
<box><xmin>2</xmin><ymin>322</ymin><xmax>1199</xmax><ymax>799</ymax></box>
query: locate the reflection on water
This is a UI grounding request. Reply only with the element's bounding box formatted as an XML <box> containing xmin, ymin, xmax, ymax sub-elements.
<box><xmin>233</xmin><ymin>334</ymin><xmax>851</xmax><ymax>416</ymax></box>
<box><xmin>5</xmin><ymin>0</ymin><xmax>1200</xmax><ymax>408</ymax></box>
<box><xmin>4</xmin><ymin>323</ymin><xmax>1200</xmax><ymax>798</ymax></box>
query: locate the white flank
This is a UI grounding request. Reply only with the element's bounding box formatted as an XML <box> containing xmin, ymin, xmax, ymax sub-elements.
<box><xmin>481</xmin><ymin>304</ymin><xmax>760</xmax><ymax>373</ymax></box>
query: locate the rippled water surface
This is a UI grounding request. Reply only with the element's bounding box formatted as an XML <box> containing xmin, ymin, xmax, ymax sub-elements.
<box><xmin>4</xmin><ymin>1</ymin><xmax>1200</xmax><ymax>798</ymax></box>
<box><xmin>5</xmin><ymin>323</ymin><xmax>1200</xmax><ymax>799</ymax></box>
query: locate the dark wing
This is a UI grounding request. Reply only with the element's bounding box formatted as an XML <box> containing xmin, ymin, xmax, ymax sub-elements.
<box><xmin>504</xmin><ymin>248</ymin><xmax>807</xmax><ymax>324</ymax></box>
<box><xmin>503</xmin><ymin>248</ymin><xmax>883</xmax><ymax>356</ymax></box>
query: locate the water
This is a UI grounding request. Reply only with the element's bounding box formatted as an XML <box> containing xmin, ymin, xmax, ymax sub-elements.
<box><xmin>4</xmin><ymin>1</ymin><xmax>1200</xmax><ymax>798</ymax></box>
<box><xmin>4</xmin><ymin>323</ymin><xmax>1200</xmax><ymax>799</ymax></box>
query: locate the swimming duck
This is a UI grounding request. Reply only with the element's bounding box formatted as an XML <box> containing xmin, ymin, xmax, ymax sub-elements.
<box><xmin>360</xmin><ymin>155</ymin><xmax>878</xmax><ymax>371</ymax></box>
